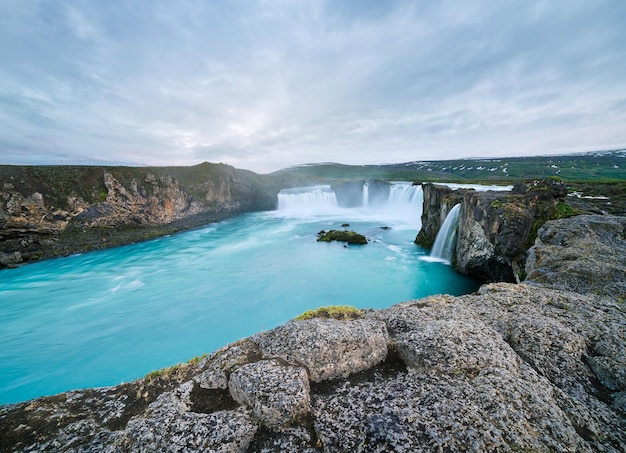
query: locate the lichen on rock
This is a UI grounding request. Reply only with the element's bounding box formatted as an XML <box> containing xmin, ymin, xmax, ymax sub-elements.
<box><xmin>228</xmin><ymin>359</ymin><xmax>310</xmax><ymax>428</ymax></box>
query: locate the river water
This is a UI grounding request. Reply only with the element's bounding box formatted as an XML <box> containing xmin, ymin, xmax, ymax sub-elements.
<box><xmin>0</xmin><ymin>182</ymin><xmax>482</xmax><ymax>404</ymax></box>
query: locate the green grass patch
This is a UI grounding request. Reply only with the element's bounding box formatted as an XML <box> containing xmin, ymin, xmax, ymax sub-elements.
<box><xmin>554</xmin><ymin>201</ymin><xmax>578</xmax><ymax>218</ymax></box>
<box><xmin>295</xmin><ymin>305</ymin><xmax>364</xmax><ymax>321</ymax></box>
<box><xmin>144</xmin><ymin>353</ymin><xmax>207</xmax><ymax>383</ymax></box>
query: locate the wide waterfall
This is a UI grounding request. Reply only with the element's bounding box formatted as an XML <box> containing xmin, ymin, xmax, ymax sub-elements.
<box><xmin>277</xmin><ymin>185</ymin><xmax>340</xmax><ymax>214</ymax></box>
<box><xmin>429</xmin><ymin>203</ymin><xmax>462</xmax><ymax>263</ymax></box>
<box><xmin>277</xmin><ymin>181</ymin><xmax>423</xmax><ymax>225</ymax></box>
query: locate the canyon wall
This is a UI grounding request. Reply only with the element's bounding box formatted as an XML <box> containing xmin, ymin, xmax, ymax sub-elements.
<box><xmin>0</xmin><ymin>163</ymin><xmax>310</xmax><ymax>268</ymax></box>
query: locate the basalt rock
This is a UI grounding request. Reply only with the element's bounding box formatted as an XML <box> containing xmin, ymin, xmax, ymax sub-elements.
<box><xmin>414</xmin><ymin>183</ymin><xmax>466</xmax><ymax>248</ymax></box>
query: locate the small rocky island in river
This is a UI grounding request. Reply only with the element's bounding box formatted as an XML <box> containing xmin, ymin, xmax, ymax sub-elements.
<box><xmin>0</xmin><ymin>172</ymin><xmax>625</xmax><ymax>452</ymax></box>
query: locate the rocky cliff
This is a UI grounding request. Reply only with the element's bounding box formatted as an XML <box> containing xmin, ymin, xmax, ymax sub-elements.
<box><xmin>1</xmin><ymin>214</ymin><xmax>625</xmax><ymax>452</ymax></box>
<box><xmin>414</xmin><ymin>183</ymin><xmax>465</xmax><ymax>248</ymax></box>
<box><xmin>416</xmin><ymin>179</ymin><xmax>576</xmax><ymax>282</ymax></box>
<box><xmin>0</xmin><ymin>164</ymin><xmax>312</xmax><ymax>268</ymax></box>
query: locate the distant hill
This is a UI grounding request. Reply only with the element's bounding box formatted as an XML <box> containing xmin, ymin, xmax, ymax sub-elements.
<box><xmin>273</xmin><ymin>149</ymin><xmax>626</xmax><ymax>182</ymax></box>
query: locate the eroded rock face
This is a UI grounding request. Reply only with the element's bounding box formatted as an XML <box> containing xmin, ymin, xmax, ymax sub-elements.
<box><xmin>74</xmin><ymin>172</ymin><xmax>196</xmax><ymax>227</ymax></box>
<box><xmin>414</xmin><ymin>183</ymin><xmax>465</xmax><ymax>248</ymax></box>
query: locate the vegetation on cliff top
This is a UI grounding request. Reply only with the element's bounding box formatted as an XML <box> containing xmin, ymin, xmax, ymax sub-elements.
<box><xmin>273</xmin><ymin>149</ymin><xmax>625</xmax><ymax>182</ymax></box>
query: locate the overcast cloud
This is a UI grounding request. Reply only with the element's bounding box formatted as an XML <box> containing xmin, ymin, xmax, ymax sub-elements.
<box><xmin>1</xmin><ymin>0</ymin><xmax>625</xmax><ymax>172</ymax></box>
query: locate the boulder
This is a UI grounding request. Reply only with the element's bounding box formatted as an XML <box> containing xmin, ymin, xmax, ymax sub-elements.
<box><xmin>525</xmin><ymin>215</ymin><xmax>626</xmax><ymax>299</ymax></box>
<box><xmin>396</xmin><ymin>319</ymin><xmax>520</xmax><ymax>375</ymax></box>
<box><xmin>228</xmin><ymin>359</ymin><xmax>310</xmax><ymax>428</ymax></box>
<box><xmin>258</xmin><ymin>318</ymin><xmax>388</xmax><ymax>382</ymax></box>
<box><xmin>122</xmin><ymin>386</ymin><xmax>257</xmax><ymax>452</ymax></box>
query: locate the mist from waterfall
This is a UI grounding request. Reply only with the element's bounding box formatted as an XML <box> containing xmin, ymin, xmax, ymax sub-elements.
<box><xmin>429</xmin><ymin>203</ymin><xmax>462</xmax><ymax>264</ymax></box>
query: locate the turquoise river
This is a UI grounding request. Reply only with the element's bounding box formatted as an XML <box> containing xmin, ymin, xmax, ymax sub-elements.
<box><xmin>0</xmin><ymin>183</ymin><xmax>488</xmax><ymax>404</ymax></box>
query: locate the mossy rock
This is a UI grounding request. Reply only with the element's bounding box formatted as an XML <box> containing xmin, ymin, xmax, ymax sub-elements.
<box><xmin>317</xmin><ymin>229</ymin><xmax>367</xmax><ymax>245</ymax></box>
<box><xmin>294</xmin><ymin>305</ymin><xmax>364</xmax><ymax>321</ymax></box>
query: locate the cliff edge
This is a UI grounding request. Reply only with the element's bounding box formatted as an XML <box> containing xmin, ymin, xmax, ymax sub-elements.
<box><xmin>1</xmin><ymin>214</ymin><xmax>624</xmax><ymax>452</ymax></box>
<box><xmin>0</xmin><ymin>164</ymin><xmax>312</xmax><ymax>268</ymax></box>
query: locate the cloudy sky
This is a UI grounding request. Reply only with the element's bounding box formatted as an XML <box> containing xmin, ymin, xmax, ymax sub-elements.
<box><xmin>1</xmin><ymin>1</ymin><xmax>625</xmax><ymax>173</ymax></box>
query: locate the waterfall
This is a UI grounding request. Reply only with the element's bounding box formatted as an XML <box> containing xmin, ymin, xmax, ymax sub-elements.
<box><xmin>362</xmin><ymin>182</ymin><xmax>370</xmax><ymax>207</ymax></box>
<box><xmin>276</xmin><ymin>182</ymin><xmax>423</xmax><ymax>225</ymax></box>
<box><xmin>388</xmin><ymin>183</ymin><xmax>423</xmax><ymax>207</ymax></box>
<box><xmin>277</xmin><ymin>186</ymin><xmax>339</xmax><ymax>215</ymax></box>
<box><xmin>430</xmin><ymin>203</ymin><xmax>461</xmax><ymax>263</ymax></box>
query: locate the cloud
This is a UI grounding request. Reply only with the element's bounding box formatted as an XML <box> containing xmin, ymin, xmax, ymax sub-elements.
<box><xmin>0</xmin><ymin>0</ymin><xmax>625</xmax><ymax>172</ymax></box>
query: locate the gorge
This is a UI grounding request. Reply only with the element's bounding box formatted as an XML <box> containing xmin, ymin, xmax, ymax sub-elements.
<box><xmin>0</xmin><ymin>179</ymin><xmax>483</xmax><ymax>406</ymax></box>
<box><xmin>0</xmin><ymin>167</ymin><xmax>625</xmax><ymax>452</ymax></box>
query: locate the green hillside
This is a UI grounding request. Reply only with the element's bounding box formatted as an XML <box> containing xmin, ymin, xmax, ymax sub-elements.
<box><xmin>274</xmin><ymin>149</ymin><xmax>625</xmax><ymax>182</ymax></box>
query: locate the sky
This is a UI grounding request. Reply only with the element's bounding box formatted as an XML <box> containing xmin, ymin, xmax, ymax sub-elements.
<box><xmin>1</xmin><ymin>1</ymin><xmax>625</xmax><ymax>173</ymax></box>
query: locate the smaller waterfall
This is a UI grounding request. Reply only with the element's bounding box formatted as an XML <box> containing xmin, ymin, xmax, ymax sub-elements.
<box><xmin>362</xmin><ymin>182</ymin><xmax>370</xmax><ymax>207</ymax></box>
<box><xmin>430</xmin><ymin>203</ymin><xmax>461</xmax><ymax>263</ymax></box>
